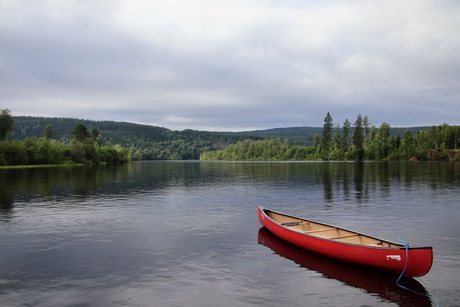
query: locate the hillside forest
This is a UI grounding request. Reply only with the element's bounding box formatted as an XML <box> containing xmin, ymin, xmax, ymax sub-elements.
<box><xmin>1</xmin><ymin>109</ymin><xmax>459</xmax><ymax>166</ymax></box>
<box><xmin>0</xmin><ymin>110</ymin><xmax>260</xmax><ymax>166</ymax></box>
<box><xmin>0</xmin><ymin>110</ymin><xmax>130</xmax><ymax>166</ymax></box>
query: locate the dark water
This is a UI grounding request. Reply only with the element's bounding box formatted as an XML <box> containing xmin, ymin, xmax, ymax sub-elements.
<box><xmin>0</xmin><ymin>161</ymin><xmax>459</xmax><ymax>306</ymax></box>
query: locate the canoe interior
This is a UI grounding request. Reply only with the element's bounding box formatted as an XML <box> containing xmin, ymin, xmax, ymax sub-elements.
<box><xmin>266</xmin><ymin>210</ymin><xmax>404</xmax><ymax>249</ymax></box>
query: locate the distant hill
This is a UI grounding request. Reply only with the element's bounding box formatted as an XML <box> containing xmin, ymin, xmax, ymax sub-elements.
<box><xmin>12</xmin><ymin>116</ymin><xmax>174</xmax><ymax>144</ymax></box>
<box><xmin>237</xmin><ymin>126</ymin><xmax>429</xmax><ymax>146</ymax></box>
<box><xmin>11</xmin><ymin>116</ymin><xmax>260</xmax><ymax>160</ymax></box>
<box><xmin>236</xmin><ymin>127</ymin><xmax>323</xmax><ymax>146</ymax></box>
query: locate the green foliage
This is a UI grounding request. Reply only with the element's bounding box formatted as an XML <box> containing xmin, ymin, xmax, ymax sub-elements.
<box><xmin>7</xmin><ymin>114</ymin><xmax>460</xmax><ymax>163</ymax></box>
<box><xmin>200</xmin><ymin>139</ymin><xmax>321</xmax><ymax>161</ymax></box>
<box><xmin>201</xmin><ymin>114</ymin><xmax>459</xmax><ymax>162</ymax></box>
<box><xmin>342</xmin><ymin>119</ymin><xmax>351</xmax><ymax>150</ymax></box>
<box><xmin>0</xmin><ymin>137</ymin><xmax>131</xmax><ymax>166</ymax></box>
<box><xmin>365</xmin><ymin>122</ymin><xmax>391</xmax><ymax>160</ymax></box>
<box><xmin>73</xmin><ymin>124</ymin><xmax>90</xmax><ymax>142</ymax></box>
<box><xmin>234</xmin><ymin>126</ymin><xmax>322</xmax><ymax>146</ymax></box>
<box><xmin>0</xmin><ymin>109</ymin><xmax>14</xmax><ymax>140</ymax></box>
<box><xmin>12</xmin><ymin>116</ymin><xmax>260</xmax><ymax>160</ymax></box>
<box><xmin>399</xmin><ymin>129</ymin><xmax>416</xmax><ymax>159</ymax></box>
<box><xmin>0</xmin><ymin>140</ymin><xmax>27</xmax><ymax>165</ymax></box>
<box><xmin>44</xmin><ymin>124</ymin><xmax>53</xmax><ymax>140</ymax></box>
<box><xmin>0</xmin><ymin>119</ymin><xmax>131</xmax><ymax>166</ymax></box>
<box><xmin>312</xmin><ymin>133</ymin><xmax>321</xmax><ymax>148</ymax></box>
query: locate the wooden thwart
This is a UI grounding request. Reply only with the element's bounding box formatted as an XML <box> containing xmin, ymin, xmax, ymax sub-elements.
<box><xmin>304</xmin><ymin>228</ymin><xmax>335</xmax><ymax>234</ymax></box>
<box><xmin>331</xmin><ymin>234</ymin><xmax>360</xmax><ymax>240</ymax></box>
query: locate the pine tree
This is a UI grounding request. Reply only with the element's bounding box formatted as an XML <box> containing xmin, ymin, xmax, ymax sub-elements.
<box><xmin>44</xmin><ymin>124</ymin><xmax>53</xmax><ymax>140</ymax></box>
<box><xmin>0</xmin><ymin>109</ymin><xmax>14</xmax><ymax>140</ymax></box>
<box><xmin>363</xmin><ymin>115</ymin><xmax>370</xmax><ymax>145</ymax></box>
<box><xmin>353</xmin><ymin>114</ymin><xmax>364</xmax><ymax>160</ymax></box>
<box><xmin>342</xmin><ymin>119</ymin><xmax>351</xmax><ymax>150</ymax></box>
<box><xmin>73</xmin><ymin>124</ymin><xmax>90</xmax><ymax>142</ymax></box>
<box><xmin>322</xmin><ymin>112</ymin><xmax>333</xmax><ymax>155</ymax></box>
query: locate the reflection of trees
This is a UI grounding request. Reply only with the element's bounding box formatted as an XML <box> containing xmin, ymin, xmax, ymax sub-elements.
<box><xmin>378</xmin><ymin>162</ymin><xmax>391</xmax><ymax>199</ymax></box>
<box><xmin>0</xmin><ymin>170</ymin><xmax>18</xmax><ymax>218</ymax></box>
<box><xmin>0</xmin><ymin>167</ymin><xmax>106</xmax><ymax>218</ymax></box>
<box><xmin>317</xmin><ymin>162</ymin><xmax>370</xmax><ymax>204</ymax></box>
<box><xmin>353</xmin><ymin>162</ymin><xmax>365</xmax><ymax>201</ymax></box>
<box><xmin>0</xmin><ymin>189</ymin><xmax>14</xmax><ymax>217</ymax></box>
<box><xmin>354</xmin><ymin>162</ymin><xmax>366</xmax><ymax>203</ymax></box>
<box><xmin>342</xmin><ymin>165</ymin><xmax>350</xmax><ymax>201</ymax></box>
<box><xmin>1</xmin><ymin>162</ymin><xmax>238</xmax><ymax>219</ymax></box>
<box><xmin>1</xmin><ymin>161</ymin><xmax>457</xmax><ymax>219</ymax></box>
<box><xmin>321</xmin><ymin>163</ymin><xmax>332</xmax><ymax>203</ymax></box>
<box><xmin>316</xmin><ymin>161</ymin><xmax>458</xmax><ymax>204</ymax></box>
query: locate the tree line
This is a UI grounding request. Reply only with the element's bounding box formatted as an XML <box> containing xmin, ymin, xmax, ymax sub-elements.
<box><xmin>1</xmin><ymin>110</ymin><xmax>130</xmax><ymax>166</ymax></box>
<box><xmin>11</xmin><ymin>115</ymin><xmax>261</xmax><ymax>160</ymax></box>
<box><xmin>201</xmin><ymin>112</ymin><xmax>460</xmax><ymax>161</ymax></box>
<box><xmin>3</xmin><ymin>109</ymin><xmax>459</xmax><ymax>164</ymax></box>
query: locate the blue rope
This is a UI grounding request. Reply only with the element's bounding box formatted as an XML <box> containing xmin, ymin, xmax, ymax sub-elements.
<box><xmin>396</xmin><ymin>238</ymin><xmax>438</xmax><ymax>307</ymax></box>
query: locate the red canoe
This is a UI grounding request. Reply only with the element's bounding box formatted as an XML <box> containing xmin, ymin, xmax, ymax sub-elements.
<box><xmin>257</xmin><ymin>206</ymin><xmax>433</xmax><ymax>277</ymax></box>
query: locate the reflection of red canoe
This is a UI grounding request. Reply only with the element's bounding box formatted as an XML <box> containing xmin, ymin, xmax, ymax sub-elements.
<box><xmin>257</xmin><ymin>206</ymin><xmax>433</xmax><ymax>277</ymax></box>
<box><xmin>258</xmin><ymin>227</ymin><xmax>432</xmax><ymax>306</ymax></box>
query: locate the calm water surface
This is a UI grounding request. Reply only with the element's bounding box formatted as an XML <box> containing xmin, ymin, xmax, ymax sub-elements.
<box><xmin>0</xmin><ymin>161</ymin><xmax>459</xmax><ymax>306</ymax></box>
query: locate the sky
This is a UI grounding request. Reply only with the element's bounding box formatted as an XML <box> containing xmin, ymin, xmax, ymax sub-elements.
<box><xmin>1</xmin><ymin>0</ymin><xmax>459</xmax><ymax>131</ymax></box>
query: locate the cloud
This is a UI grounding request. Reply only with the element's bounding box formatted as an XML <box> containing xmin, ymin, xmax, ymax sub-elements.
<box><xmin>1</xmin><ymin>0</ymin><xmax>459</xmax><ymax>131</ymax></box>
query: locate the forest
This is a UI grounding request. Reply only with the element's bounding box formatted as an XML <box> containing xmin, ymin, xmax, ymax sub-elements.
<box><xmin>0</xmin><ymin>110</ymin><xmax>131</xmax><ymax>166</ymax></box>
<box><xmin>10</xmin><ymin>116</ymin><xmax>260</xmax><ymax>161</ymax></box>
<box><xmin>1</xmin><ymin>111</ymin><xmax>260</xmax><ymax>165</ymax></box>
<box><xmin>1</xmin><ymin>109</ymin><xmax>459</xmax><ymax>165</ymax></box>
<box><xmin>201</xmin><ymin>113</ymin><xmax>460</xmax><ymax>161</ymax></box>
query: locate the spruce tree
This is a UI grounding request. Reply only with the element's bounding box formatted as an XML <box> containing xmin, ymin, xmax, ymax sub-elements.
<box><xmin>322</xmin><ymin>112</ymin><xmax>333</xmax><ymax>154</ymax></box>
<box><xmin>73</xmin><ymin>124</ymin><xmax>90</xmax><ymax>142</ymax></box>
<box><xmin>0</xmin><ymin>109</ymin><xmax>14</xmax><ymax>140</ymax></box>
<box><xmin>342</xmin><ymin>119</ymin><xmax>351</xmax><ymax>150</ymax></box>
<box><xmin>353</xmin><ymin>114</ymin><xmax>364</xmax><ymax>160</ymax></box>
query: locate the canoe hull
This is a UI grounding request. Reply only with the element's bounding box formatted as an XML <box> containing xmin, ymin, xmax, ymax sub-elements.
<box><xmin>258</xmin><ymin>206</ymin><xmax>433</xmax><ymax>277</ymax></box>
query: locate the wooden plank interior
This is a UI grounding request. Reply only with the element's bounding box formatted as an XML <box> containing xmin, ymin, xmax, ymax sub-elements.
<box><xmin>265</xmin><ymin>208</ymin><xmax>403</xmax><ymax>248</ymax></box>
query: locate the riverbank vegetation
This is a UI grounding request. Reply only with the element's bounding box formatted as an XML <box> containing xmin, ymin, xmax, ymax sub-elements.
<box><xmin>2</xmin><ymin>109</ymin><xmax>459</xmax><ymax>164</ymax></box>
<box><xmin>0</xmin><ymin>138</ymin><xmax>131</xmax><ymax>166</ymax></box>
<box><xmin>201</xmin><ymin>113</ymin><xmax>460</xmax><ymax>161</ymax></box>
<box><xmin>11</xmin><ymin>115</ymin><xmax>260</xmax><ymax>161</ymax></box>
<box><xmin>0</xmin><ymin>110</ymin><xmax>130</xmax><ymax>166</ymax></box>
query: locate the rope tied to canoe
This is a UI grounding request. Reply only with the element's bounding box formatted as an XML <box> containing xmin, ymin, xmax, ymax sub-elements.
<box><xmin>396</xmin><ymin>238</ymin><xmax>438</xmax><ymax>307</ymax></box>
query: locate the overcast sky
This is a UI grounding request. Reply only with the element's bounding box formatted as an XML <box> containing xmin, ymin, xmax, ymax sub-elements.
<box><xmin>1</xmin><ymin>1</ymin><xmax>459</xmax><ymax>131</ymax></box>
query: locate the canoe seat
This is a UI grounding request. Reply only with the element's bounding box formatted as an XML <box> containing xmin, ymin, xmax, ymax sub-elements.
<box><xmin>281</xmin><ymin>222</ymin><xmax>301</xmax><ymax>227</ymax></box>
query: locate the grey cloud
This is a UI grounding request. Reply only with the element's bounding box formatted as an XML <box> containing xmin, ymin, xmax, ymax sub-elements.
<box><xmin>1</xmin><ymin>0</ymin><xmax>459</xmax><ymax>130</ymax></box>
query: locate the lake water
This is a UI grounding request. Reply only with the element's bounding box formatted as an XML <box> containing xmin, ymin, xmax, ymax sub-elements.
<box><xmin>0</xmin><ymin>161</ymin><xmax>459</xmax><ymax>306</ymax></box>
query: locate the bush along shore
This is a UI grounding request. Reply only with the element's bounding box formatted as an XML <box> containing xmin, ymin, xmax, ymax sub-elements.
<box><xmin>0</xmin><ymin>111</ymin><xmax>131</xmax><ymax>166</ymax></box>
<box><xmin>0</xmin><ymin>138</ymin><xmax>131</xmax><ymax>167</ymax></box>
